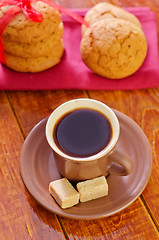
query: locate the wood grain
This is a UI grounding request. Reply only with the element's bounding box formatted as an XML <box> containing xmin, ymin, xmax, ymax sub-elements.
<box><xmin>88</xmin><ymin>88</ymin><xmax>159</xmax><ymax>226</ymax></box>
<box><xmin>0</xmin><ymin>92</ymin><xmax>66</xmax><ymax>240</ymax></box>
<box><xmin>1</xmin><ymin>0</ymin><xmax>159</xmax><ymax>239</ymax></box>
<box><xmin>6</xmin><ymin>90</ymin><xmax>159</xmax><ymax>239</ymax></box>
<box><xmin>60</xmin><ymin>199</ymin><xmax>158</xmax><ymax>239</ymax></box>
<box><xmin>6</xmin><ymin>90</ymin><xmax>87</xmax><ymax>136</ymax></box>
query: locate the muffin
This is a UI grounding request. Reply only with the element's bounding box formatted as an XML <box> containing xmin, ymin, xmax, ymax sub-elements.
<box><xmin>4</xmin><ymin>40</ymin><xmax>64</xmax><ymax>72</ymax></box>
<box><xmin>82</xmin><ymin>2</ymin><xmax>142</xmax><ymax>35</ymax></box>
<box><xmin>0</xmin><ymin>1</ymin><xmax>64</xmax><ymax>72</ymax></box>
<box><xmin>80</xmin><ymin>18</ymin><xmax>147</xmax><ymax>79</ymax></box>
<box><xmin>0</xmin><ymin>1</ymin><xmax>62</xmax><ymax>43</ymax></box>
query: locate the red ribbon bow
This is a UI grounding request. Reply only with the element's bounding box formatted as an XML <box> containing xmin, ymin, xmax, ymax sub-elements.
<box><xmin>0</xmin><ymin>0</ymin><xmax>89</xmax><ymax>64</ymax></box>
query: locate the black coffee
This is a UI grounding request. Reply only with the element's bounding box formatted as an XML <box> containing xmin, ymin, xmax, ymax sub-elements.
<box><xmin>53</xmin><ymin>108</ymin><xmax>112</xmax><ymax>157</ymax></box>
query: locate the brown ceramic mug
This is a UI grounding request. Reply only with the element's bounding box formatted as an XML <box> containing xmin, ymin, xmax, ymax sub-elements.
<box><xmin>46</xmin><ymin>99</ymin><xmax>134</xmax><ymax>181</ymax></box>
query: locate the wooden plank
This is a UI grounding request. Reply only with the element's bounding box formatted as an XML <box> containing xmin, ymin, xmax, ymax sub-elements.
<box><xmin>0</xmin><ymin>92</ymin><xmax>66</xmax><ymax>240</ymax></box>
<box><xmin>60</xmin><ymin>199</ymin><xmax>158</xmax><ymax>239</ymax></box>
<box><xmin>4</xmin><ymin>0</ymin><xmax>159</xmax><ymax>238</ymax></box>
<box><xmin>6</xmin><ymin>90</ymin><xmax>88</xmax><ymax>136</ymax></box>
<box><xmin>88</xmin><ymin>88</ymin><xmax>159</xmax><ymax>227</ymax></box>
<box><xmin>7</xmin><ymin>90</ymin><xmax>159</xmax><ymax>239</ymax></box>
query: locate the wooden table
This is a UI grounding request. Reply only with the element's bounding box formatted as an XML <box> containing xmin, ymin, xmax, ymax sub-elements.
<box><xmin>1</xmin><ymin>0</ymin><xmax>159</xmax><ymax>239</ymax></box>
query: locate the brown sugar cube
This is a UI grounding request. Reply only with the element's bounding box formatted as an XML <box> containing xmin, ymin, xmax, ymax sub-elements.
<box><xmin>77</xmin><ymin>176</ymin><xmax>108</xmax><ymax>202</ymax></box>
<box><xmin>49</xmin><ymin>178</ymin><xmax>79</xmax><ymax>209</ymax></box>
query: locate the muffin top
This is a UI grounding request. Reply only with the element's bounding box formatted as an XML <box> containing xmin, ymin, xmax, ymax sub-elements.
<box><xmin>80</xmin><ymin>18</ymin><xmax>147</xmax><ymax>79</ymax></box>
<box><xmin>0</xmin><ymin>1</ymin><xmax>62</xmax><ymax>43</ymax></box>
<box><xmin>82</xmin><ymin>2</ymin><xmax>142</xmax><ymax>35</ymax></box>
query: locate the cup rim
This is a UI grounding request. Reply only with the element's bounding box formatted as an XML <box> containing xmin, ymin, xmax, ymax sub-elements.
<box><xmin>45</xmin><ymin>98</ymin><xmax>120</xmax><ymax>162</ymax></box>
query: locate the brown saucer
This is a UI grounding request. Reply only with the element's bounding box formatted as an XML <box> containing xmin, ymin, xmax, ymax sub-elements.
<box><xmin>20</xmin><ymin>110</ymin><xmax>152</xmax><ymax>219</ymax></box>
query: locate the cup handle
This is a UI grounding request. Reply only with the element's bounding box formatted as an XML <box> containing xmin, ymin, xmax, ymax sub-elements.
<box><xmin>107</xmin><ymin>149</ymin><xmax>134</xmax><ymax>176</ymax></box>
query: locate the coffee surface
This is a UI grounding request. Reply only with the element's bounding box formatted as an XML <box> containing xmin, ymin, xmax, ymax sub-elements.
<box><xmin>54</xmin><ymin>108</ymin><xmax>112</xmax><ymax>157</ymax></box>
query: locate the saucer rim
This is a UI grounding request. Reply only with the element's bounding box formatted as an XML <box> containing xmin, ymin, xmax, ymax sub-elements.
<box><xmin>20</xmin><ymin>109</ymin><xmax>152</xmax><ymax>219</ymax></box>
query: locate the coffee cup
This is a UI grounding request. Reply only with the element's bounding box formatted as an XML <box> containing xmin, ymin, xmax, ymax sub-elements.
<box><xmin>46</xmin><ymin>98</ymin><xmax>134</xmax><ymax>181</ymax></box>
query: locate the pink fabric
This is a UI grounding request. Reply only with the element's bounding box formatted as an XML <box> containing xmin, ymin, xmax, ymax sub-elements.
<box><xmin>0</xmin><ymin>7</ymin><xmax>159</xmax><ymax>90</ymax></box>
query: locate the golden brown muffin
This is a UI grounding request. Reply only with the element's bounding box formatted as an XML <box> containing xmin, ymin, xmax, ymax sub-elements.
<box><xmin>82</xmin><ymin>3</ymin><xmax>142</xmax><ymax>35</ymax></box>
<box><xmin>0</xmin><ymin>1</ymin><xmax>64</xmax><ymax>72</ymax></box>
<box><xmin>0</xmin><ymin>1</ymin><xmax>62</xmax><ymax>43</ymax></box>
<box><xmin>4</xmin><ymin>39</ymin><xmax>64</xmax><ymax>72</ymax></box>
<box><xmin>3</xmin><ymin>22</ymin><xmax>64</xmax><ymax>58</ymax></box>
<box><xmin>80</xmin><ymin>18</ymin><xmax>147</xmax><ymax>79</ymax></box>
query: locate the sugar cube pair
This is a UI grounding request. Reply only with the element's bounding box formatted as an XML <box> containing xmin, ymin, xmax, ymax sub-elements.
<box><xmin>49</xmin><ymin>176</ymin><xmax>108</xmax><ymax>209</ymax></box>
